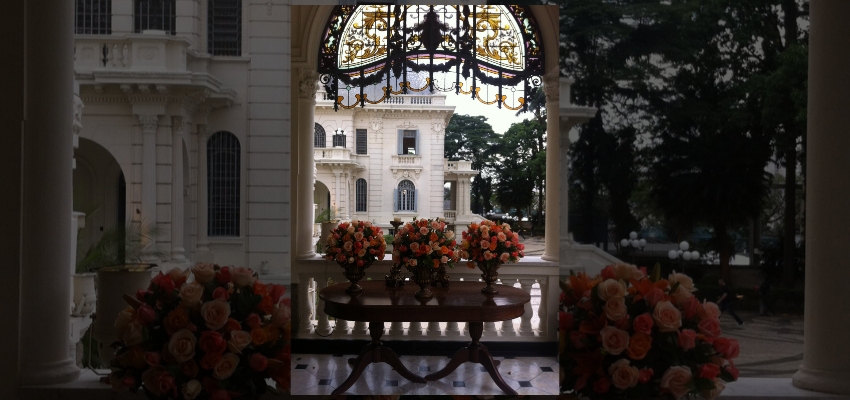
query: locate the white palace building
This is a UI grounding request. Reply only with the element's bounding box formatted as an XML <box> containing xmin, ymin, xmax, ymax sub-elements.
<box><xmin>7</xmin><ymin>0</ymin><xmax>850</xmax><ymax>398</ymax></box>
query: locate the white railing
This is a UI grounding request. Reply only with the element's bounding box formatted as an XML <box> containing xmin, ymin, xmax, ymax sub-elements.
<box><xmin>391</xmin><ymin>154</ymin><xmax>422</xmax><ymax>167</ymax></box>
<box><xmin>444</xmin><ymin>210</ymin><xmax>457</xmax><ymax>221</ymax></box>
<box><xmin>318</xmin><ymin>93</ymin><xmax>446</xmax><ymax>106</ymax></box>
<box><xmin>74</xmin><ymin>33</ymin><xmax>192</xmax><ymax>73</ymax></box>
<box><xmin>315</xmin><ymin>147</ymin><xmax>352</xmax><ymax>161</ymax></box>
<box><xmin>444</xmin><ymin>159</ymin><xmax>474</xmax><ymax>171</ymax></box>
<box><xmin>293</xmin><ymin>256</ymin><xmax>559</xmax><ymax>343</ymax></box>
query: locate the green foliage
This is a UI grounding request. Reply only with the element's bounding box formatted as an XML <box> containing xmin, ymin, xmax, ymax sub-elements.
<box><xmin>75</xmin><ymin>220</ymin><xmax>165</xmax><ymax>273</ymax></box>
<box><xmin>315</xmin><ymin>205</ymin><xmax>340</xmax><ymax>223</ymax></box>
<box><xmin>445</xmin><ymin>114</ymin><xmax>500</xmax><ymax>214</ymax></box>
<box><xmin>494</xmin><ymin>118</ymin><xmax>546</xmax><ymax>219</ymax></box>
<box><xmin>383</xmin><ymin>234</ymin><xmax>394</xmax><ymax>245</ymax></box>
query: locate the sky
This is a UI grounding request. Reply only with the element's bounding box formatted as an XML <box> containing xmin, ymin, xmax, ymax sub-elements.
<box><xmin>443</xmin><ymin>90</ymin><xmax>534</xmax><ymax>136</ymax></box>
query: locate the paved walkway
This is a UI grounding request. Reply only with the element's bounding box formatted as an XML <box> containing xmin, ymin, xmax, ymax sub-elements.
<box><xmin>719</xmin><ymin>311</ymin><xmax>804</xmax><ymax>378</ymax></box>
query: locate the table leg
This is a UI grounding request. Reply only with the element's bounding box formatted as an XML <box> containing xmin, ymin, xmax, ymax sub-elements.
<box><xmin>424</xmin><ymin>322</ymin><xmax>517</xmax><ymax>396</ymax></box>
<box><xmin>332</xmin><ymin>321</ymin><xmax>425</xmax><ymax>395</ymax></box>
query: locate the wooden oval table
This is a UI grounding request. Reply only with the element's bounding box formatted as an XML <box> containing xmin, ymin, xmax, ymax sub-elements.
<box><xmin>319</xmin><ymin>280</ymin><xmax>531</xmax><ymax>395</ymax></box>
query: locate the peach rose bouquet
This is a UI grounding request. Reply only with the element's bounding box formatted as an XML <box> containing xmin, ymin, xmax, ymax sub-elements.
<box><xmin>559</xmin><ymin>264</ymin><xmax>739</xmax><ymax>399</ymax></box>
<box><xmin>392</xmin><ymin>218</ymin><xmax>460</xmax><ymax>271</ymax></box>
<box><xmin>109</xmin><ymin>264</ymin><xmax>291</xmax><ymax>399</ymax></box>
<box><xmin>459</xmin><ymin>219</ymin><xmax>525</xmax><ymax>270</ymax></box>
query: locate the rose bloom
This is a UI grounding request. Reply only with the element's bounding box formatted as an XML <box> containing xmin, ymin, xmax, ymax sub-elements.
<box><xmin>669</xmin><ymin>271</ymin><xmax>696</xmax><ymax>292</ymax></box>
<box><xmin>142</xmin><ymin>367</ymin><xmax>175</xmax><ymax>397</ymax></box>
<box><xmin>354</xmin><ymin>231</ymin><xmax>364</xmax><ymax>241</ymax></box>
<box><xmin>180</xmin><ymin>360</ymin><xmax>199</xmax><ymax>379</ymax></box>
<box><xmin>136</xmin><ymin>304</ymin><xmax>156</xmax><ymax>325</ymax></box>
<box><xmin>163</xmin><ymin>307</ymin><xmax>192</xmax><ymax>335</ymax></box>
<box><xmin>122</xmin><ymin>321</ymin><xmax>145</xmax><ymax>346</ymax></box>
<box><xmin>200</xmin><ymin>299</ymin><xmax>231</xmax><ymax>330</ymax></box>
<box><xmin>199</xmin><ymin>331</ymin><xmax>227</xmax><ymax>354</ymax></box>
<box><xmin>608</xmin><ymin>359</ymin><xmax>640</xmax><ymax>390</ymax></box>
<box><xmin>191</xmin><ymin>263</ymin><xmax>216</xmax><ymax>284</ymax></box>
<box><xmin>615</xmin><ymin>263</ymin><xmax>644</xmax><ymax>281</ymax></box>
<box><xmin>600</xmin><ymin>325</ymin><xmax>630</xmax><ymax>355</ymax></box>
<box><xmin>212</xmin><ymin>287</ymin><xmax>229</xmax><ymax>301</ymax></box>
<box><xmin>713</xmin><ymin>337</ymin><xmax>740</xmax><ymax>359</ymax></box>
<box><xmin>698</xmin><ymin>317</ymin><xmax>722</xmax><ymax>338</ymax></box>
<box><xmin>273</xmin><ymin>301</ymin><xmax>292</xmax><ymax>328</ymax></box>
<box><xmin>249</xmin><ymin>353</ymin><xmax>268</xmax><ymax>371</ymax></box>
<box><xmin>168</xmin><ymin>329</ymin><xmax>197</xmax><ymax>363</ymax></box>
<box><xmin>499</xmin><ymin>252</ymin><xmax>510</xmax><ymax>263</ymax></box>
<box><xmin>182</xmin><ymin>380</ymin><xmax>202</xmax><ymax>400</ymax></box>
<box><xmin>699</xmin><ymin>363</ymin><xmax>721</xmax><ymax>380</ymax></box>
<box><xmin>420</xmin><ymin>227</ymin><xmax>429</xmax><ymax>235</ymax></box>
<box><xmin>682</xmin><ymin>295</ymin><xmax>701</xmax><ymax>320</ymax></box>
<box><xmin>201</xmin><ymin>351</ymin><xmax>222</xmax><ymax>370</ymax></box>
<box><xmin>660</xmin><ymin>365</ymin><xmax>693</xmax><ymax>399</ymax></box>
<box><xmin>601</xmin><ymin>265</ymin><xmax>617</xmax><ymax>281</ymax></box>
<box><xmin>633</xmin><ymin>313</ymin><xmax>654</xmax><ymax>335</ymax></box>
<box><xmin>343</xmin><ymin>241</ymin><xmax>353</xmax><ymax>252</ymax></box>
<box><xmin>251</xmin><ymin>327</ymin><xmax>269</xmax><ymax>345</ymax></box>
<box><xmin>180</xmin><ymin>282</ymin><xmax>204</xmax><ymax>308</ymax></box>
<box><xmin>701</xmin><ymin>301</ymin><xmax>721</xmax><ymax>320</ymax></box>
<box><xmin>639</xmin><ymin>368</ymin><xmax>654</xmax><ymax>383</ymax></box>
<box><xmin>703</xmin><ymin>379</ymin><xmax>726</xmax><ymax>400</ymax></box>
<box><xmin>144</xmin><ymin>351</ymin><xmax>161</xmax><ymax>367</ymax></box>
<box><xmin>678</xmin><ymin>329</ymin><xmax>697</xmax><ymax>351</ymax></box>
<box><xmin>653</xmin><ymin>301</ymin><xmax>683</xmax><ymax>332</ymax></box>
<box><xmin>604</xmin><ymin>297</ymin><xmax>628</xmax><ymax>321</ymax></box>
<box><xmin>597</xmin><ymin>279</ymin><xmax>627</xmax><ymax>301</ymax></box>
<box><xmin>166</xmin><ymin>267</ymin><xmax>190</xmax><ymax>288</ymax></box>
<box><xmin>213</xmin><ymin>353</ymin><xmax>241</xmax><ymax>380</ymax></box>
<box><xmin>626</xmin><ymin>332</ymin><xmax>652</xmax><ymax>360</ymax></box>
<box><xmin>669</xmin><ymin>284</ymin><xmax>693</xmax><ymax>306</ymax></box>
<box><xmin>445</xmin><ymin>231</ymin><xmax>455</xmax><ymax>240</ymax></box>
<box><xmin>593</xmin><ymin>376</ymin><xmax>611</xmax><ymax>394</ymax></box>
<box><xmin>645</xmin><ymin>287</ymin><xmax>666</xmax><ymax>307</ymax></box>
<box><xmin>228</xmin><ymin>330</ymin><xmax>252</xmax><ymax>354</ymax></box>
<box><xmin>231</xmin><ymin>267</ymin><xmax>256</xmax><ymax>287</ymax></box>
<box><xmin>115</xmin><ymin>307</ymin><xmax>135</xmax><ymax>337</ymax></box>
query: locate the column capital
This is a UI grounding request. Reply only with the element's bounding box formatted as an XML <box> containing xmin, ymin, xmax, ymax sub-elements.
<box><xmin>137</xmin><ymin>114</ymin><xmax>160</xmax><ymax>133</ymax></box>
<box><xmin>298</xmin><ymin>70</ymin><xmax>320</xmax><ymax>99</ymax></box>
<box><xmin>542</xmin><ymin>72</ymin><xmax>560</xmax><ymax>104</ymax></box>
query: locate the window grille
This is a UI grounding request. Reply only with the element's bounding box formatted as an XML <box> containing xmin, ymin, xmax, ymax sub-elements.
<box><xmin>208</xmin><ymin>0</ymin><xmax>242</xmax><ymax>56</ymax></box>
<box><xmin>207</xmin><ymin>131</ymin><xmax>240</xmax><ymax>237</ymax></box>
<box><xmin>75</xmin><ymin>0</ymin><xmax>112</xmax><ymax>34</ymax></box>
<box><xmin>356</xmin><ymin>129</ymin><xmax>367</xmax><ymax>155</ymax></box>
<box><xmin>395</xmin><ymin>180</ymin><xmax>416</xmax><ymax>212</ymax></box>
<box><xmin>134</xmin><ymin>0</ymin><xmax>176</xmax><ymax>34</ymax></box>
<box><xmin>314</xmin><ymin>123</ymin><xmax>327</xmax><ymax>148</ymax></box>
<box><xmin>356</xmin><ymin>179</ymin><xmax>367</xmax><ymax>212</ymax></box>
<box><xmin>332</xmin><ymin>131</ymin><xmax>346</xmax><ymax>148</ymax></box>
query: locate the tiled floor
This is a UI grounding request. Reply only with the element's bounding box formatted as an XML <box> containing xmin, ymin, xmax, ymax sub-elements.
<box><xmin>291</xmin><ymin>353</ymin><xmax>560</xmax><ymax>395</ymax></box>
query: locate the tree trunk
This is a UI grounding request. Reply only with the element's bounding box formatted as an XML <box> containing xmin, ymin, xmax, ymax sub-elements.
<box><xmin>780</xmin><ymin>0</ymin><xmax>800</xmax><ymax>289</ymax></box>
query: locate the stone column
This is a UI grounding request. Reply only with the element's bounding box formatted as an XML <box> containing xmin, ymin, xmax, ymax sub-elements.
<box><xmin>196</xmin><ymin>124</ymin><xmax>210</xmax><ymax>254</ymax></box>
<box><xmin>18</xmin><ymin>0</ymin><xmax>80</xmax><ymax>385</ymax></box>
<box><xmin>296</xmin><ymin>70</ymin><xmax>319</xmax><ymax>259</ymax></box>
<box><xmin>171</xmin><ymin>117</ymin><xmax>188</xmax><ymax>262</ymax></box>
<box><xmin>138</xmin><ymin>114</ymin><xmax>159</xmax><ymax>256</ymax></box>
<box><xmin>542</xmin><ymin>73</ymin><xmax>560</xmax><ymax>261</ymax></box>
<box><xmin>792</xmin><ymin>1</ymin><xmax>850</xmax><ymax>394</ymax></box>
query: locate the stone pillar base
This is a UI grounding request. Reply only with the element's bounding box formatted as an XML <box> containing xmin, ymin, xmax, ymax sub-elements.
<box><xmin>793</xmin><ymin>366</ymin><xmax>850</xmax><ymax>395</ymax></box>
<box><xmin>19</xmin><ymin>358</ymin><xmax>80</xmax><ymax>386</ymax></box>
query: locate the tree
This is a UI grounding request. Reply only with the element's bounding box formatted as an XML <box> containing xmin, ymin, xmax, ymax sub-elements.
<box><xmin>494</xmin><ymin>119</ymin><xmax>543</xmax><ymax>222</ymax></box>
<box><xmin>444</xmin><ymin>114</ymin><xmax>500</xmax><ymax>214</ymax></box>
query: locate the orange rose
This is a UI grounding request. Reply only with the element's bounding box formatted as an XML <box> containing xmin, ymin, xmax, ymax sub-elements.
<box><xmin>164</xmin><ymin>307</ymin><xmax>192</xmax><ymax>336</ymax></box>
<box><xmin>258</xmin><ymin>295</ymin><xmax>274</xmax><ymax>314</ymax></box>
<box><xmin>224</xmin><ymin>318</ymin><xmax>242</xmax><ymax>333</ymax></box>
<box><xmin>626</xmin><ymin>332</ymin><xmax>652</xmax><ymax>360</ymax></box>
<box><xmin>251</xmin><ymin>327</ymin><xmax>268</xmax><ymax>345</ymax></box>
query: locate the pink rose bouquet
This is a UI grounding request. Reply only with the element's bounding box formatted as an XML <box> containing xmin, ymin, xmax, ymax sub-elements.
<box><xmin>392</xmin><ymin>218</ymin><xmax>460</xmax><ymax>270</ymax></box>
<box><xmin>110</xmin><ymin>264</ymin><xmax>291</xmax><ymax>399</ymax></box>
<box><xmin>559</xmin><ymin>264</ymin><xmax>738</xmax><ymax>399</ymax></box>
<box><xmin>459</xmin><ymin>219</ymin><xmax>525</xmax><ymax>270</ymax></box>
<box><xmin>323</xmin><ymin>220</ymin><xmax>386</xmax><ymax>266</ymax></box>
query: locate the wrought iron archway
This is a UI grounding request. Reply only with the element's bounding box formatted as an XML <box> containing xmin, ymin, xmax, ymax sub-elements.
<box><xmin>318</xmin><ymin>4</ymin><xmax>544</xmax><ymax>111</ymax></box>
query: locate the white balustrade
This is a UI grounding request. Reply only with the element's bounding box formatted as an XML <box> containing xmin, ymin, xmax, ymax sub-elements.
<box><xmin>74</xmin><ymin>34</ymin><xmax>194</xmax><ymax>73</ymax></box>
<box><xmin>443</xmin><ymin>210</ymin><xmax>457</xmax><ymax>221</ymax></box>
<box><xmin>314</xmin><ymin>147</ymin><xmax>353</xmax><ymax>161</ymax></box>
<box><xmin>391</xmin><ymin>155</ymin><xmax>421</xmax><ymax>166</ymax></box>
<box><xmin>293</xmin><ymin>257</ymin><xmax>558</xmax><ymax>343</ymax></box>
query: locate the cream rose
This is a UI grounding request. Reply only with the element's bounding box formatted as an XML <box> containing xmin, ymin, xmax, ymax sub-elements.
<box><xmin>182</xmin><ymin>380</ymin><xmax>202</xmax><ymax>400</ymax></box>
<box><xmin>445</xmin><ymin>231</ymin><xmax>455</xmax><ymax>240</ymax></box>
<box><xmin>115</xmin><ymin>307</ymin><xmax>135</xmax><ymax>337</ymax></box>
<box><xmin>200</xmin><ymin>299</ymin><xmax>231</xmax><ymax>330</ymax></box>
<box><xmin>615</xmin><ymin>263</ymin><xmax>644</xmax><ymax>281</ymax></box>
<box><xmin>213</xmin><ymin>353</ymin><xmax>240</xmax><ymax>380</ymax></box>
<box><xmin>228</xmin><ymin>330</ymin><xmax>252</xmax><ymax>354</ymax></box>
<box><xmin>653</xmin><ymin>301</ymin><xmax>683</xmax><ymax>332</ymax></box>
<box><xmin>122</xmin><ymin>320</ymin><xmax>145</xmax><ymax>346</ymax></box>
<box><xmin>608</xmin><ymin>359</ymin><xmax>639</xmax><ymax>390</ymax></box>
<box><xmin>604</xmin><ymin>297</ymin><xmax>628</xmax><ymax>321</ymax></box>
<box><xmin>272</xmin><ymin>301</ymin><xmax>291</xmax><ymax>327</ymax></box>
<box><xmin>661</xmin><ymin>366</ymin><xmax>693</xmax><ymax>399</ymax></box>
<box><xmin>669</xmin><ymin>271</ymin><xmax>696</xmax><ymax>292</ymax></box>
<box><xmin>669</xmin><ymin>284</ymin><xmax>693</xmax><ymax>306</ymax></box>
<box><xmin>180</xmin><ymin>282</ymin><xmax>204</xmax><ymax>307</ymax></box>
<box><xmin>600</xmin><ymin>325</ymin><xmax>630</xmax><ymax>355</ymax></box>
<box><xmin>168</xmin><ymin>329</ymin><xmax>197</xmax><ymax>363</ymax></box>
<box><xmin>597</xmin><ymin>279</ymin><xmax>627</xmax><ymax>301</ymax></box>
<box><xmin>191</xmin><ymin>263</ymin><xmax>216</xmax><ymax>284</ymax></box>
<box><xmin>231</xmin><ymin>267</ymin><xmax>256</xmax><ymax>287</ymax></box>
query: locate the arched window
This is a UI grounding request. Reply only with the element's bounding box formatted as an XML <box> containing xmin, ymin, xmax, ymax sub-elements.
<box><xmin>355</xmin><ymin>179</ymin><xmax>367</xmax><ymax>212</ymax></box>
<box><xmin>318</xmin><ymin>5</ymin><xmax>544</xmax><ymax>111</ymax></box>
<box><xmin>394</xmin><ymin>180</ymin><xmax>416</xmax><ymax>212</ymax></box>
<box><xmin>314</xmin><ymin>123</ymin><xmax>327</xmax><ymax>148</ymax></box>
<box><xmin>75</xmin><ymin>0</ymin><xmax>112</xmax><ymax>34</ymax></box>
<box><xmin>207</xmin><ymin>131</ymin><xmax>240</xmax><ymax>237</ymax></box>
<box><xmin>135</xmin><ymin>0</ymin><xmax>176</xmax><ymax>34</ymax></box>
<box><xmin>332</xmin><ymin>130</ymin><xmax>346</xmax><ymax>148</ymax></box>
<box><xmin>208</xmin><ymin>0</ymin><xmax>242</xmax><ymax>56</ymax></box>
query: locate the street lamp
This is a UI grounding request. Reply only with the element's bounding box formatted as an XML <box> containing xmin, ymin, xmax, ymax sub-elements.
<box><xmin>668</xmin><ymin>241</ymin><xmax>700</xmax><ymax>262</ymax></box>
<box><xmin>619</xmin><ymin>231</ymin><xmax>647</xmax><ymax>263</ymax></box>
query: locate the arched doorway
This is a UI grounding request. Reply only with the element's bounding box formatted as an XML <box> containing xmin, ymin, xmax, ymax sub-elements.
<box><xmin>73</xmin><ymin>138</ymin><xmax>126</xmax><ymax>263</ymax></box>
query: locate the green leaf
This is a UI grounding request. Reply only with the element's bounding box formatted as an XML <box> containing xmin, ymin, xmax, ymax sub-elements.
<box><xmin>651</xmin><ymin>263</ymin><xmax>661</xmax><ymax>282</ymax></box>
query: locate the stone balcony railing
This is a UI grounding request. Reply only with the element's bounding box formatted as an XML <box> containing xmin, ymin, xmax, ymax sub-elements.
<box><xmin>445</xmin><ymin>159</ymin><xmax>474</xmax><ymax>172</ymax></box>
<box><xmin>444</xmin><ymin>210</ymin><xmax>457</xmax><ymax>221</ymax></box>
<box><xmin>292</xmin><ymin>257</ymin><xmax>561</xmax><ymax>344</ymax></box>
<box><xmin>391</xmin><ymin>154</ymin><xmax>422</xmax><ymax>167</ymax></box>
<box><xmin>317</xmin><ymin>92</ymin><xmax>447</xmax><ymax>106</ymax></box>
<box><xmin>74</xmin><ymin>31</ymin><xmax>193</xmax><ymax>73</ymax></box>
<box><xmin>315</xmin><ymin>147</ymin><xmax>353</xmax><ymax>162</ymax></box>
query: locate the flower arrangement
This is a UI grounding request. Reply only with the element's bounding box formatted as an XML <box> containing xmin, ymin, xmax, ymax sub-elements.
<box><xmin>391</xmin><ymin>218</ymin><xmax>460</xmax><ymax>270</ymax></box>
<box><xmin>559</xmin><ymin>264</ymin><xmax>739</xmax><ymax>400</ymax></box>
<box><xmin>323</xmin><ymin>220</ymin><xmax>387</xmax><ymax>265</ymax></box>
<box><xmin>109</xmin><ymin>264</ymin><xmax>291</xmax><ymax>399</ymax></box>
<box><xmin>459</xmin><ymin>219</ymin><xmax>525</xmax><ymax>270</ymax></box>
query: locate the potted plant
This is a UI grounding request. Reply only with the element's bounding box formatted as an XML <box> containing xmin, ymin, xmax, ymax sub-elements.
<box><xmin>316</xmin><ymin>204</ymin><xmax>341</xmax><ymax>249</ymax></box>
